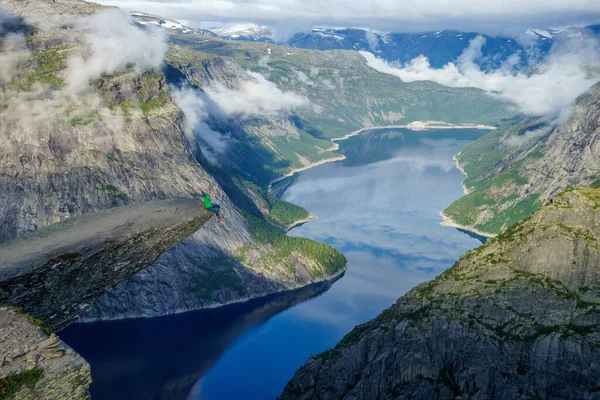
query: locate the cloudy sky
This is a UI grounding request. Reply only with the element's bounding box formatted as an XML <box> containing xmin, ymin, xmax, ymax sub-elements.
<box><xmin>90</xmin><ymin>0</ymin><xmax>600</xmax><ymax>37</ymax></box>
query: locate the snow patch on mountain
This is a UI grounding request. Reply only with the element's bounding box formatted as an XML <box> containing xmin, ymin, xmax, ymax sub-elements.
<box><xmin>210</xmin><ymin>24</ymin><xmax>273</xmax><ymax>41</ymax></box>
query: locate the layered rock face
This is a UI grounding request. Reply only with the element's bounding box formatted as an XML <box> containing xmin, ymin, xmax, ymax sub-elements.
<box><xmin>0</xmin><ymin>199</ymin><xmax>212</xmax><ymax>330</ymax></box>
<box><xmin>444</xmin><ymin>82</ymin><xmax>600</xmax><ymax>235</ymax></box>
<box><xmin>0</xmin><ymin>307</ymin><xmax>91</xmax><ymax>400</ymax></box>
<box><xmin>82</xmin><ymin>205</ymin><xmax>347</xmax><ymax>320</ymax></box>
<box><xmin>1</xmin><ymin>0</ymin><xmax>347</xmax><ymax>323</ymax></box>
<box><xmin>281</xmin><ymin>187</ymin><xmax>600</xmax><ymax>400</ymax></box>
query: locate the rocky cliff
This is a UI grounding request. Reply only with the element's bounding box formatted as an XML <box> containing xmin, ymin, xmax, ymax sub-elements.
<box><xmin>0</xmin><ymin>307</ymin><xmax>91</xmax><ymax>400</ymax></box>
<box><xmin>0</xmin><ymin>199</ymin><xmax>211</xmax><ymax>330</ymax></box>
<box><xmin>443</xmin><ymin>81</ymin><xmax>600</xmax><ymax>236</ymax></box>
<box><xmin>281</xmin><ymin>187</ymin><xmax>600</xmax><ymax>399</ymax></box>
<box><xmin>0</xmin><ymin>0</ymin><xmax>347</xmax><ymax>325</ymax></box>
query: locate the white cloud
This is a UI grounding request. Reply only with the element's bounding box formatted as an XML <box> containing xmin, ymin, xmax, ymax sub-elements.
<box><xmin>172</xmin><ymin>87</ymin><xmax>231</xmax><ymax>164</ymax></box>
<box><xmin>84</xmin><ymin>0</ymin><xmax>600</xmax><ymax>35</ymax></box>
<box><xmin>503</xmin><ymin>127</ymin><xmax>551</xmax><ymax>147</ymax></box>
<box><xmin>172</xmin><ymin>71</ymin><xmax>307</xmax><ymax>163</ymax></box>
<box><xmin>294</xmin><ymin>70</ymin><xmax>316</xmax><ymax>86</ymax></box>
<box><xmin>203</xmin><ymin>71</ymin><xmax>308</xmax><ymax>118</ymax></box>
<box><xmin>361</xmin><ymin>34</ymin><xmax>600</xmax><ymax>116</ymax></box>
<box><xmin>0</xmin><ymin>34</ymin><xmax>30</xmax><ymax>85</ymax></box>
<box><xmin>365</xmin><ymin>31</ymin><xmax>379</xmax><ymax>52</ymax></box>
<box><xmin>67</xmin><ymin>9</ymin><xmax>167</xmax><ymax>93</ymax></box>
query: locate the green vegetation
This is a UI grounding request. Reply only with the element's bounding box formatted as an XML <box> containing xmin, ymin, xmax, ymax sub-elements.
<box><xmin>141</xmin><ymin>96</ymin><xmax>168</xmax><ymax>114</ymax></box>
<box><xmin>235</xmin><ymin>178</ymin><xmax>309</xmax><ymax>227</ymax></box>
<box><xmin>12</xmin><ymin>44</ymin><xmax>70</xmax><ymax>91</ymax></box>
<box><xmin>13</xmin><ymin>308</ymin><xmax>53</xmax><ymax>336</ymax></box>
<box><xmin>70</xmin><ymin>110</ymin><xmax>101</xmax><ymax>127</ymax></box>
<box><xmin>245</xmin><ymin>213</ymin><xmax>346</xmax><ymax>276</ymax></box>
<box><xmin>268</xmin><ymin>195</ymin><xmax>308</xmax><ymax>227</ymax></box>
<box><xmin>442</xmin><ymin>117</ymin><xmax>564</xmax><ymax>235</ymax></box>
<box><xmin>166</xmin><ymin>45</ymin><xmax>217</xmax><ymax>67</ymax></box>
<box><xmin>119</xmin><ymin>99</ymin><xmax>138</xmax><ymax>116</ymax></box>
<box><xmin>444</xmin><ymin>161</ymin><xmax>542</xmax><ymax>235</ymax></box>
<box><xmin>456</xmin><ymin>116</ymin><xmax>543</xmax><ymax>189</ymax></box>
<box><xmin>0</xmin><ymin>368</ymin><xmax>43</xmax><ymax>399</ymax></box>
<box><xmin>190</xmin><ymin>268</ymin><xmax>245</xmax><ymax>299</ymax></box>
<box><xmin>137</xmin><ymin>72</ymin><xmax>171</xmax><ymax>114</ymax></box>
<box><xmin>528</xmin><ymin>151</ymin><xmax>544</xmax><ymax>159</ymax></box>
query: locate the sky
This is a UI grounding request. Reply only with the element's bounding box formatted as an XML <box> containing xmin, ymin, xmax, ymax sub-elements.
<box><xmin>88</xmin><ymin>0</ymin><xmax>600</xmax><ymax>38</ymax></box>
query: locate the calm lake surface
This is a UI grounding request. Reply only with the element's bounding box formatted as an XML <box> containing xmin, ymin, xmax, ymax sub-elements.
<box><xmin>61</xmin><ymin>128</ymin><xmax>486</xmax><ymax>400</ymax></box>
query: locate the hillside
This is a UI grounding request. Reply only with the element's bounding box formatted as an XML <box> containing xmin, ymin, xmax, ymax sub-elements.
<box><xmin>443</xmin><ymin>82</ymin><xmax>600</xmax><ymax>236</ymax></box>
<box><xmin>81</xmin><ymin>11</ymin><xmax>514</xmax><ymax>321</ymax></box>
<box><xmin>0</xmin><ymin>0</ymin><xmax>347</xmax><ymax>325</ymax></box>
<box><xmin>169</xmin><ymin>32</ymin><xmax>511</xmax><ymax>138</ymax></box>
<box><xmin>281</xmin><ymin>186</ymin><xmax>600</xmax><ymax>399</ymax></box>
<box><xmin>206</xmin><ymin>24</ymin><xmax>600</xmax><ymax>71</ymax></box>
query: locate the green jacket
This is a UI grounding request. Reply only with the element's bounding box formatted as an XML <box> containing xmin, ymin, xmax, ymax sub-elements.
<box><xmin>201</xmin><ymin>192</ymin><xmax>213</xmax><ymax>209</ymax></box>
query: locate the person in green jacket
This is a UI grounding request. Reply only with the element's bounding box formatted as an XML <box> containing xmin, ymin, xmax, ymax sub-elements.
<box><xmin>199</xmin><ymin>188</ymin><xmax>223</xmax><ymax>224</ymax></box>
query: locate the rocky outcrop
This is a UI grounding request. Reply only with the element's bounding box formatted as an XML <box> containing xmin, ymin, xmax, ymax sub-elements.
<box><xmin>0</xmin><ymin>66</ymin><xmax>211</xmax><ymax>243</ymax></box>
<box><xmin>0</xmin><ymin>199</ymin><xmax>212</xmax><ymax>330</ymax></box>
<box><xmin>0</xmin><ymin>307</ymin><xmax>91</xmax><ymax>399</ymax></box>
<box><xmin>444</xmin><ymin>82</ymin><xmax>600</xmax><ymax>235</ymax></box>
<box><xmin>1</xmin><ymin>0</ymin><xmax>347</xmax><ymax>325</ymax></box>
<box><xmin>281</xmin><ymin>187</ymin><xmax>600</xmax><ymax>400</ymax></box>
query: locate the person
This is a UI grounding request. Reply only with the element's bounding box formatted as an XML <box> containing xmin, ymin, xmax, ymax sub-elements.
<box><xmin>199</xmin><ymin>188</ymin><xmax>223</xmax><ymax>224</ymax></box>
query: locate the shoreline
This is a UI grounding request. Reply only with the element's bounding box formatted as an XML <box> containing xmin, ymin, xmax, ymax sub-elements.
<box><xmin>269</xmin><ymin>120</ymin><xmax>499</xmax><ymax>240</ymax></box>
<box><xmin>285</xmin><ymin>214</ymin><xmax>318</xmax><ymax>231</ymax></box>
<box><xmin>439</xmin><ymin>212</ymin><xmax>496</xmax><ymax>239</ymax></box>
<box><xmin>441</xmin><ymin>147</ymin><xmax>498</xmax><ymax>238</ymax></box>
<box><xmin>269</xmin><ymin>121</ymin><xmax>496</xmax><ymax>191</ymax></box>
<box><xmin>331</xmin><ymin>121</ymin><xmax>497</xmax><ymax>145</ymax></box>
<box><xmin>453</xmin><ymin>153</ymin><xmax>471</xmax><ymax>195</ymax></box>
<box><xmin>268</xmin><ymin>155</ymin><xmax>346</xmax><ymax>190</ymax></box>
<box><xmin>79</xmin><ymin>261</ymin><xmax>350</xmax><ymax>324</ymax></box>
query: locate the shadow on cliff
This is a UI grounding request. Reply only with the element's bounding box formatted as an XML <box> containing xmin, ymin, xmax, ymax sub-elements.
<box><xmin>0</xmin><ymin>8</ymin><xmax>36</xmax><ymax>39</ymax></box>
<box><xmin>165</xmin><ymin>66</ymin><xmax>294</xmax><ymax>217</ymax></box>
<box><xmin>60</xmin><ymin>276</ymin><xmax>342</xmax><ymax>400</ymax></box>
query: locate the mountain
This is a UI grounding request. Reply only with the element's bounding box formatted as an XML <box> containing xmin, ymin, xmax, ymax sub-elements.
<box><xmin>262</xmin><ymin>25</ymin><xmax>598</xmax><ymax>71</ymax></box>
<box><xmin>0</xmin><ymin>308</ymin><xmax>91</xmax><ymax>400</ymax></box>
<box><xmin>0</xmin><ymin>0</ymin><xmax>347</xmax><ymax>327</ymax></box>
<box><xmin>281</xmin><ymin>185</ymin><xmax>600</xmax><ymax>399</ymax></box>
<box><xmin>0</xmin><ymin>0</ymin><xmax>509</xmax><ymax>327</ymax></box>
<box><xmin>289</xmin><ymin>28</ymin><xmax>531</xmax><ymax>70</ymax></box>
<box><xmin>443</xmin><ymin>81</ymin><xmax>600</xmax><ymax>236</ymax></box>
<box><xmin>84</xmin><ymin>25</ymin><xmax>510</xmax><ymax>321</ymax></box>
<box><xmin>131</xmin><ymin>11</ymin><xmax>201</xmax><ymax>35</ymax></box>
<box><xmin>209</xmin><ymin>25</ymin><xmax>274</xmax><ymax>42</ymax></box>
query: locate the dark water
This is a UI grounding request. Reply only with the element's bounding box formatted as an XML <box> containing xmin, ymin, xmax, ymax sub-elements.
<box><xmin>61</xmin><ymin>128</ymin><xmax>486</xmax><ymax>400</ymax></box>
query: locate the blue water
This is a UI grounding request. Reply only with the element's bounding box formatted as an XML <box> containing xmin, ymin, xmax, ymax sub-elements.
<box><xmin>61</xmin><ymin>128</ymin><xmax>485</xmax><ymax>400</ymax></box>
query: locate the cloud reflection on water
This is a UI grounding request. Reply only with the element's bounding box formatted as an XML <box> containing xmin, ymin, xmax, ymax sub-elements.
<box><xmin>196</xmin><ymin>129</ymin><xmax>484</xmax><ymax>400</ymax></box>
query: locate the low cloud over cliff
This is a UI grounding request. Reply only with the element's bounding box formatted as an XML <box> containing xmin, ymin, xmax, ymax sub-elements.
<box><xmin>361</xmin><ymin>34</ymin><xmax>600</xmax><ymax>116</ymax></box>
<box><xmin>173</xmin><ymin>71</ymin><xmax>307</xmax><ymax>163</ymax></box>
<box><xmin>67</xmin><ymin>9</ymin><xmax>167</xmax><ymax>93</ymax></box>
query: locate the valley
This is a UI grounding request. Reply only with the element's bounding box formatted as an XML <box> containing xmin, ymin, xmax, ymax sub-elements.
<box><xmin>62</xmin><ymin>126</ymin><xmax>488</xmax><ymax>399</ymax></box>
<box><xmin>1</xmin><ymin>0</ymin><xmax>599</xmax><ymax>399</ymax></box>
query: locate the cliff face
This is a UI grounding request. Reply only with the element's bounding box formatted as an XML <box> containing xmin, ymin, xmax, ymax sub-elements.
<box><xmin>82</xmin><ymin>206</ymin><xmax>347</xmax><ymax>321</ymax></box>
<box><xmin>0</xmin><ymin>307</ymin><xmax>91</xmax><ymax>400</ymax></box>
<box><xmin>444</xmin><ymin>82</ymin><xmax>600</xmax><ymax>236</ymax></box>
<box><xmin>0</xmin><ymin>199</ymin><xmax>212</xmax><ymax>330</ymax></box>
<box><xmin>1</xmin><ymin>0</ymin><xmax>347</xmax><ymax>325</ymax></box>
<box><xmin>68</xmin><ymin>278</ymin><xmax>343</xmax><ymax>400</ymax></box>
<box><xmin>281</xmin><ymin>187</ymin><xmax>600</xmax><ymax>400</ymax></box>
